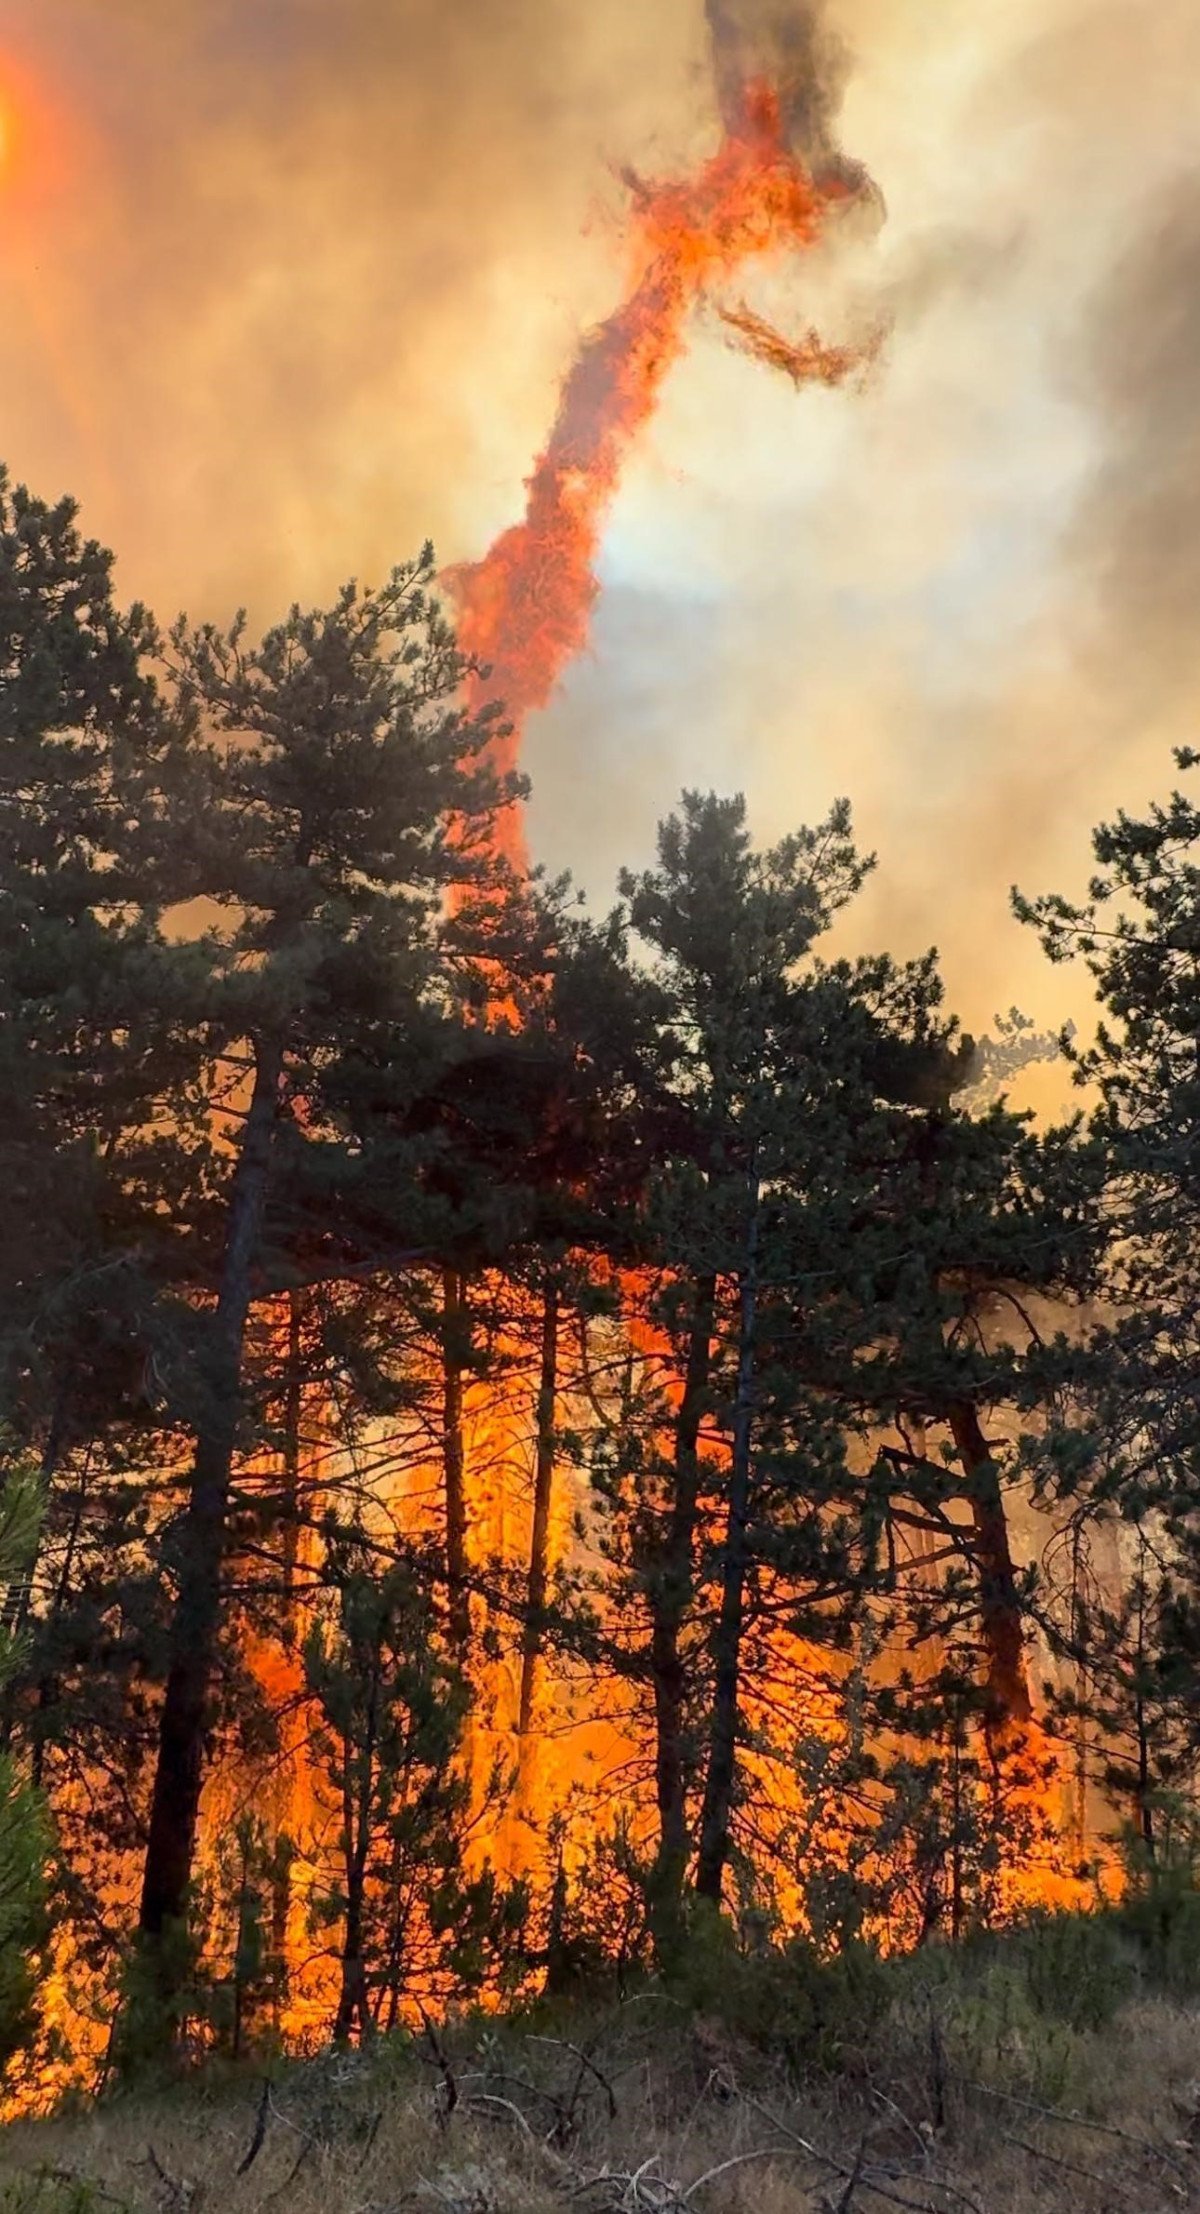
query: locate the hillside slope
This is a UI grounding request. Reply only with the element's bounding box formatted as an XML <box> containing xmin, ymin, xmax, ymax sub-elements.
<box><xmin>5</xmin><ymin>1918</ymin><xmax>1200</xmax><ymax>2214</ymax></box>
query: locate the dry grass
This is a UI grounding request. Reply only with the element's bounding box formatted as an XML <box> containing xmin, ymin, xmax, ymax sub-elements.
<box><xmin>2</xmin><ymin>1988</ymin><xmax>1200</xmax><ymax>2214</ymax></box>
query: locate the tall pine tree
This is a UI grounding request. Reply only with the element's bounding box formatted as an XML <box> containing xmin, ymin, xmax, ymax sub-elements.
<box><xmin>136</xmin><ymin>558</ymin><xmax>514</xmax><ymax>1974</ymax></box>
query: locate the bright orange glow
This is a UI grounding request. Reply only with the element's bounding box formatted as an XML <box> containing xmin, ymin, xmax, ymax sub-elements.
<box><xmin>448</xmin><ymin>83</ymin><xmax>865</xmax><ymax>868</ymax></box>
<box><xmin>0</xmin><ymin>53</ymin><xmax>78</xmax><ymax>204</ymax></box>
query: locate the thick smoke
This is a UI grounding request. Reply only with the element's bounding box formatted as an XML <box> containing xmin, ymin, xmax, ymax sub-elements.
<box><xmin>1067</xmin><ymin>169</ymin><xmax>1200</xmax><ymax>718</ymax></box>
<box><xmin>0</xmin><ymin>0</ymin><xmax>706</xmax><ymax>618</ymax></box>
<box><xmin>705</xmin><ymin>0</ymin><xmax>867</xmax><ymax>195</ymax></box>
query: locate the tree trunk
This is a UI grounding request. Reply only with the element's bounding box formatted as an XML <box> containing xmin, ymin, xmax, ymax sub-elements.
<box><xmin>696</xmin><ymin>1165</ymin><xmax>760</xmax><ymax>1906</ymax></box>
<box><xmin>335</xmin><ymin>1673</ymin><xmax>377</xmax><ymax>2046</ymax></box>
<box><xmin>947</xmin><ymin>1399</ymin><xmax>1032</xmax><ymax>1745</ymax></box>
<box><xmin>334</xmin><ymin>1888</ymin><xmax>371</xmax><ymax>2045</ymax></box>
<box><xmin>518</xmin><ymin>1277</ymin><xmax>559</xmax><ymax>1740</ymax></box>
<box><xmin>138</xmin><ymin>1038</ymin><xmax>283</xmax><ymax>1942</ymax></box>
<box><xmin>37</xmin><ymin>1370</ymin><xmax>74</xmax><ymax>1486</ymax></box>
<box><xmin>280</xmin><ymin>1287</ymin><xmax>304</xmax><ymax>1616</ymax></box>
<box><xmin>1069</xmin><ymin>1523</ymin><xmax>1089</xmax><ymax>1861</ymax></box>
<box><xmin>949</xmin><ymin>1711</ymin><xmax>965</xmax><ymax>1942</ymax></box>
<box><xmin>647</xmin><ymin>1271</ymin><xmax>715</xmax><ymax>1956</ymax></box>
<box><xmin>1133</xmin><ymin>1569</ymin><xmax>1156</xmax><ymax>1860</ymax></box>
<box><xmin>441</xmin><ymin>1268</ymin><xmax>471</xmax><ymax>1658</ymax></box>
<box><xmin>267</xmin><ymin>1288</ymin><xmax>305</xmax><ymax>2031</ymax></box>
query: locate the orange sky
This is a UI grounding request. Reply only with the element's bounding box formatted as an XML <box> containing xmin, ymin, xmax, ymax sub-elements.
<box><xmin>3</xmin><ymin>0</ymin><xmax>1199</xmax><ymax>1089</ymax></box>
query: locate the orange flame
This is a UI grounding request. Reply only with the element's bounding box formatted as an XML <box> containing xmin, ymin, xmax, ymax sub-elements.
<box><xmin>448</xmin><ymin>84</ymin><xmax>862</xmax><ymax>867</ymax></box>
<box><xmin>717</xmin><ymin>297</ymin><xmax>878</xmax><ymax>387</ymax></box>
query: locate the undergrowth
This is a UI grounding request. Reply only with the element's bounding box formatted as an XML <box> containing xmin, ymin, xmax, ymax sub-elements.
<box><xmin>4</xmin><ymin>1882</ymin><xmax>1200</xmax><ymax>2214</ymax></box>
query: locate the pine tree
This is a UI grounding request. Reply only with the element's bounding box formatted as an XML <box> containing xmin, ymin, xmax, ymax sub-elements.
<box><xmin>1016</xmin><ymin>752</ymin><xmax>1200</xmax><ymax>1841</ymax></box>
<box><xmin>0</xmin><ymin>467</ymin><xmax>209</xmax><ymax>1474</ymax></box>
<box><xmin>596</xmin><ymin>792</ymin><xmax>971</xmax><ymax>1935</ymax></box>
<box><xmin>0</xmin><ymin>1464</ymin><xmax>50</xmax><ymax>2073</ymax></box>
<box><xmin>303</xmin><ymin>1536</ymin><xmax>518</xmax><ymax>2041</ymax></box>
<box><xmin>0</xmin><ymin>473</ymin><xmax>221</xmax><ymax>2031</ymax></box>
<box><xmin>1050</xmin><ymin>1531</ymin><xmax>1200</xmax><ymax>1859</ymax></box>
<box><xmin>856</xmin><ymin>1098</ymin><xmax>1103</xmax><ymax>1752</ymax></box>
<box><xmin>1016</xmin><ymin>749</ymin><xmax>1200</xmax><ymax>1516</ymax></box>
<box><xmin>313</xmin><ymin>867</ymin><xmax>666</xmax><ymax>1760</ymax></box>
<box><xmin>136</xmin><ymin>558</ymin><xmax>515</xmax><ymax>1968</ymax></box>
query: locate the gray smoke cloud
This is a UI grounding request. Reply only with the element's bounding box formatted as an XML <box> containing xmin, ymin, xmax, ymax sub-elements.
<box><xmin>1066</xmin><ymin>168</ymin><xmax>1200</xmax><ymax>719</ymax></box>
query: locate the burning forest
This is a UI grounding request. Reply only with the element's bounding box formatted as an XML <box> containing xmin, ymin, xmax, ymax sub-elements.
<box><xmin>1</xmin><ymin>0</ymin><xmax>1200</xmax><ymax>2149</ymax></box>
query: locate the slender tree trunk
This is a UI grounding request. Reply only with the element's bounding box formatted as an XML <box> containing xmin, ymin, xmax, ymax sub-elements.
<box><xmin>334</xmin><ymin>1871</ymin><xmax>372</xmax><ymax>2045</ymax></box>
<box><xmin>1133</xmin><ymin>1570</ymin><xmax>1156</xmax><ymax>1860</ymax></box>
<box><xmin>949</xmin><ymin>1709</ymin><xmax>964</xmax><ymax>1943</ymax></box>
<box><xmin>280</xmin><ymin>1288</ymin><xmax>304</xmax><ymax>1616</ymax></box>
<box><xmin>269</xmin><ymin>1852</ymin><xmax>289</xmax><ymax>2040</ymax></box>
<box><xmin>696</xmin><ymin>1165</ymin><xmax>760</xmax><ymax>1906</ymax></box>
<box><xmin>266</xmin><ymin>1288</ymin><xmax>306</xmax><ymax>2034</ymax></box>
<box><xmin>38</xmin><ymin>1370</ymin><xmax>74</xmax><ymax>1487</ymax></box>
<box><xmin>1070</xmin><ymin>1523</ymin><xmax>1089</xmax><ymax>1861</ymax></box>
<box><xmin>544</xmin><ymin>1854</ymin><xmax>575</xmax><ymax>1996</ymax></box>
<box><xmin>947</xmin><ymin>1399</ymin><xmax>1032</xmax><ymax>1744</ymax></box>
<box><xmin>138</xmin><ymin>1038</ymin><xmax>283</xmax><ymax>1942</ymax></box>
<box><xmin>518</xmin><ymin>1276</ymin><xmax>559</xmax><ymax>1740</ymax></box>
<box><xmin>232</xmin><ymin>1846</ymin><xmax>254</xmax><ymax>2061</ymax></box>
<box><xmin>379</xmin><ymin>1830</ymin><xmax>413</xmax><ymax>2032</ymax></box>
<box><xmin>1136</xmin><ymin>1709</ymin><xmax>1156</xmax><ymax>1857</ymax></box>
<box><xmin>648</xmin><ymin>1271</ymin><xmax>715</xmax><ymax>1956</ymax></box>
<box><xmin>335</xmin><ymin>1679</ymin><xmax>377</xmax><ymax>2046</ymax></box>
<box><xmin>440</xmin><ymin>1268</ymin><xmax>471</xmax><ymax>1659</ymax></box>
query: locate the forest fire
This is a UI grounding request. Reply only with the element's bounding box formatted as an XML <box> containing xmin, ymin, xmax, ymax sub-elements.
<box><xmin>448</xmin><ymin>80</ymin><xmax>872</xmax><ymax>863</ymax></box>
<box><xmin>3</xmin><ymin>0</ymin><xmax>1186</xmax><ymax>2139</ymax></box>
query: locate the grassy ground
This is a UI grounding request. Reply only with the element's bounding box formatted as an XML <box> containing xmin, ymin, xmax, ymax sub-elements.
<box><xmin>4</xmin><ymin>1909</ymin><xmax>1200</xmax><ymax>2214</ymax></box>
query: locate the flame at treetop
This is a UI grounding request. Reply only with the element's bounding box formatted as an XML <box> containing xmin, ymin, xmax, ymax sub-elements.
<box><xmin>448</xmin><ymin>83</ymin><xmax>873</xmax><ymax>868</ymax></box>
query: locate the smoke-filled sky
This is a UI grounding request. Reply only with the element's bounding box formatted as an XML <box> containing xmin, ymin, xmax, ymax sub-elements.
<box><xmin>3</xmin><ymin>0</ymin><xmax>1199</xmax><ymax>1073</ymax></box>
